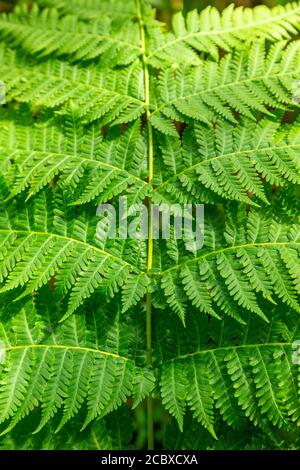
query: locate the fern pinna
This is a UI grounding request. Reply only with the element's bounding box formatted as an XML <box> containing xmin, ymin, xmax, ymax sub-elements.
<box><xmin>0</xmin><ymin>0</ymin><xmax>299</xmax><ymax>450</ymax></box>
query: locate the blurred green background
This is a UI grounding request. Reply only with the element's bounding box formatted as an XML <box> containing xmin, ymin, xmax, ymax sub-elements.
<box><xmin>0</xmin><ymin>0</ymin><xmax>292</xmax><ymax>13</ymax></box>
<box><xmin>152</xmin><ymin>1</ymin><xmax>292</xmax><ymax>27</ymax></box>
<box><xmin>154</xmin><ymin>0</ymin><xmax>290</xmax><ymax>12</ymax></box>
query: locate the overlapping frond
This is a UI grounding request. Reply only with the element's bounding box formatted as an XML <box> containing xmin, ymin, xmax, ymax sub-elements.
<box><xmin>0</xmin><ymin>4</ymin><xmax>141</xmax><ymax>65</ymax></box>
<box><xmin>0</xmin><ymin>407</ymin><xmax>133</xmax><ymax>449</ymax></box>
<box><xmin>158</xmin><ymin>207</ymin><xmax>300</xmax><ymax>322</ymax></box>
<box><xmin>0</xmin><ymin>45</ymin><xmax>145</xmax><ymax>125</ymax></box>
<box><xmin>153</xmin><ymin>118</ymin><xmax>300</xmax><ymax>206</ymax></box>
<box><xmin>147</xmin><ymin>2</ymin><xmax>300</xmax><ymax>66</ymax></box>
<box><xmin>150</xmin><ymin>41</ymin><xmax>300</xmax><ymax>134</ymax></box>
<box><xmin>158</xmin><ymin>309</ymin><xmax>300</xmax><ymax>437</ymax></box>
<box><xmin>0</xmin><ymin>293</ymin><xmax>154</xmax><ymax>435</ymax></box>
<box><xmin>35</xmin><ymin>0</ymin><xmax>138</xmax><ymax>21</ymax></box>
<box><xmin>0</xmin><ymin>190</ymin><xmax>147</xmax><ymax>317</ymax></box>
<box><xmin>164</xmin><ymin>414</ymin><xmax>300</xmax><ymax>450</ymax></box>
<box><xmin>0</xmin><ymin>108</ymin><xmax>148</xmax><ymax>204</ymax></box>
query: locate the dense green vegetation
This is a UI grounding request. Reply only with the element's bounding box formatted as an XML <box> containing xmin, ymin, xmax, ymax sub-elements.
<box><xmin>0</xmin><ymin>0</ymin><xmax>299</xmax><ymax>450</ymax></box>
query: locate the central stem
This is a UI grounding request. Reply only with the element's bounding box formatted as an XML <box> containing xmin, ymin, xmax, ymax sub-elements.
<box><xmin>136</xmin><ymin>0</ymin><xmax>154</xmax><ymax>451</ymax></box>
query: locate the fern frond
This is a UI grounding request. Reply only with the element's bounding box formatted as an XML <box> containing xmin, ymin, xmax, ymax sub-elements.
<box><xmin>0</xmin><ymin>109</ymin><xmax>148</xmax><ymax>203</ymax></box>
<box><xmin>164</xmin><ymin>413</ymin><xmax>299</xmax><ymax>450</ymax></box>
<box><xmin>0</xmin><ymin>407</ymin><xmax>134</xmax><ymax>449</ymax></box>
<box><xmin>0</xmin><ymin>294</ymin><xmax>153</xmax><ymax>435</ymax></box>
<box><xmin>0</xmin><ymin>45</ymin><xmax>145</xmax><ymax>125</ymax></box>
<box><xmin>0</xmin><ymin>4</ymin><xmax>141</xmax><ymax>65</ymax></box>
<box><xmin>158</xmin><ymin>308</ymin><xmax>300</xmax><ymax>435</ymax></box>
<box><xmin>147</xmin><ymin>2</ymin><xmax>300</xmax><ymax>65</ymax></box>
<box><xmin>0</xmin><ymin>191</ymin><xmax>142</xmax><ymax>317</ymax></box>
<box><xmin>150</xmin><ymin>41</ymin><xmax>300</xmax><ymax>133</ymax></box>
<box><xmin>159</xmin><ymin>208</ymin><xmax>300</xmax><ymax>322</ymax></box>
<box><xmin>122</xmin><ymin>273</ymin><xmax>150</xmax><ymax>313</ymax></box>
<box><xmin>153</xmin><ymin>118</ymin><xmax>300</xmax><ymax>206</ymax></box>
<box><xmin>0</xmin><ymin>0</ymin><xmax>299</xmax><ymax>450</ymax></box>
<box><xmin>35</xmin><ymin>0</ymin><xmax>137</xmax><ymax>21</ymax></box>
